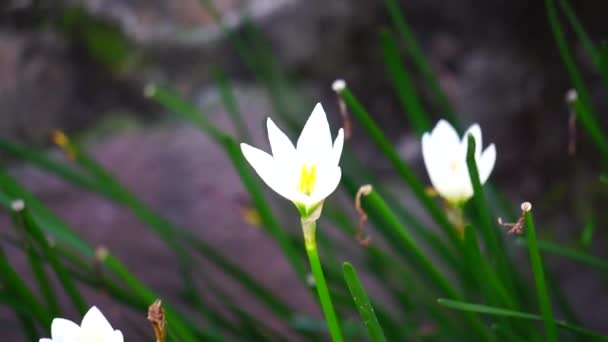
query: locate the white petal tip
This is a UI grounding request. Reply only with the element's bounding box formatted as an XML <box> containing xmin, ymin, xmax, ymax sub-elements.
<box><xmin>332</xmin><ymin>79</ymin><xmax>346</xmax><ymax>92</ymax></box>
<box><xmin>521</xmin><ymin>202</ymin><xmax>532</xmax><ymax>212</ymax></box>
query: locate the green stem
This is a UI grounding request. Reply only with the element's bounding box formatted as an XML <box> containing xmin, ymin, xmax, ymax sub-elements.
<box><xmin>302</xmin><ymin>218</ymin><xmax>343</xmax><ymax>342</ymax></box>
<box><xmin>524</xmin><ymin>211</ymin><xmax>558</xmax><ymax>342</ymax></box>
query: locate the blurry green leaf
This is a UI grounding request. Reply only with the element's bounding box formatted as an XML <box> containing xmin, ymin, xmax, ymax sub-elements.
<box><xmin>343</xmin><ymin>262</ymin><xmax>387</xmax><ymax>342</ymax></box>
<box><xmin>383</xmin><ymin>0</ymin><xmax>457</xmax><ymax>126</ymax></box>
<box><xmin>438</xmin><ymin>298</ymin><xmax>608</xmax><ymax>340</ymax></box>
<box><xmin>523</xmin><ymin>211</ymin><xmax>558</xmax><ymax>342</ymax></box>
<box><xmin>380</xmin><ymin>29</ymin><xmax>431</xmax><ymax>135</ymax></box>
<box><xmin>546</xmin><ymin>0</ymin><xmax>608</xmax><ymax>161</ymax></box>
<box><xmin>516</xmin><ymin>238</ymin><xmax>608</xmax><ymax>274</ymax></box>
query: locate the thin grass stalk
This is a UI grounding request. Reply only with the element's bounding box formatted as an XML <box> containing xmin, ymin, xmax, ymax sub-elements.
<box><xmin>383</xmin><ymin>0</ymin><xmax>457</xmax><ymax>125</ymax></box>
<box><xmin>361</xmin><ymin>190</ymin><xmax>491</xmax><ymax>339</ymax></box>
<box><xmin>342</xmin><ymin>262</ymin><xmax>387</xmax><ymax>342</ymax></box>
<box><xmin>148</xmin><ymin>85</ymin><xmax>308</xmax><ymax>281</ymax></box>
<box><xmin>212</xmin><ymin>67</ymin><xmax>253</xmax><ymax>142</ymax></box>
<box><xmin>15</xmin><ymin>205</ymin><xmax>88</xmax><ymax>315</ymax></box>
<box><xmin>465</xmin><ymin>135</ymin><xmax>518</xmax><ymax>301</ymax></box>
<box><xmin>302</xmin><ymin>218</ymin><xmax>344</xmax><ymax>342</ymax></box>
<box><xmin>337</xmin><ymin>87</ymin><xmax>460</xmax><ymax>248</ymax></box>
<box><xmin>0</xmin><ymin>243</ymin><xmax>50</xmax><ymax>326</ymax></box>
<box><xmin>546</xmin><ymin>0</ymin><xmax>608</xmax><ymax>161</ymax></box>
<box><xmin>516</xmin><ymin>238</ymin><xmax>608</xmax><ymax>273</ymax></box>
<box><xmin>438</xmin><ymin>299</ymin><xmax>607</xmax><ymax>340</ymax></box>
<box><xmin>10</xmin><ymin>209</ymin><xmax>61</xmax><ymax>317</ymax></box>
<box><xmin>380</xmin><ymin>29</ymin><xmax>431</xmax><ymax>135</ymax></box>
<box><xmin>524</xmin><ymin>210</ymin><xmax>558</xmax><ymax>342</ymax></box>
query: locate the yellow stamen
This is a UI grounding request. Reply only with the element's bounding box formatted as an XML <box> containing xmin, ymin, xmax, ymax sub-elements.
<box><xmin>298</xmin><ymin>164</ymin><xmax>317</xmax><ymax>195</ymax></box>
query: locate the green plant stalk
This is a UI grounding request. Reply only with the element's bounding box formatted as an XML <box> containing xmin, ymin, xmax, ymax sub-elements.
<box><xmin>339</xmin><ymin>152</ymin><xmax>462</xmax><ymax>272</ymax></box>
<box><xmin>546</xmin><ymin>0</ymin><xmax>608</xmax><ymax>161</ymax></box>
<box><xmin>516</xmin><ymin>238</ymin><xmax>608</xmax><ymax>273</ymax></box>
<box><xmin>524</xmin><ymin>211</ymin><xmax>558</xmax><ymax>342</ymax></box>
<box><xmin>380</xmin><ymin>29</ymin><xmax>431</xmax><ymax>135</ymax></box>
<box><xmin>11</xmin><ymin>210</ymin><xmax>61</xmax><ymax>317</ymax></box>
<box><xmin>383</xmin><ymin>0</ymin><xmax>457</xmax><ymax>124</ymax></box>
<box><xmin>438</xmin><ymin>298</ymin><xmax>607</xmax><ymax>340</ymax></box>
<box><xmin>104</xmin><ymin>256</ymin><xmax>201</xmax><ymax>342</ymax></box>
<box><xmin>0</xmin><ymin>243</ymin><xmax>50</xmax><ymax>327</ymax></box>
<box><xmin>16</xmin><ymin>206</ymin><xmax>88</xmax><ymax>315</ymax></box>
<box><xmin>0</xmin><ymin>173</ymin><xmax>208</xmax><ymax>341</ymax></box>
<box><xmin>463</xmin><ymin>225</ymin><xmax>513</xmax><ymax>309</ymax></box>
<box><xmin>17</xmin><ymin>312</ymin><xmax>39</xmax><ymax>342</ymax></box>
<box><xmin>362</xmin><ymin>191</ymin><xmax>490</xmax><ymax>339</ymax></box>
<box><xmin>148</xmin><ymin>85</ymin><xmax>308</xmax><ymax>281</ymax></box>
<box><xmin>465</xmin><ymin>135</ymin><xmax>518</xmax><ymax>301</ymax></box>
<box><xmin>338</xmin><ymin>87</ymin><xmax>460</xmax><ymax>248</ymax></box>
<box><xmin>302</xmin><ymin>218</ymin><xmax>343</xmax><ymax>342</ymax></box>
<box><xmin>342</xmin><ymin>262</ymin><xmax>387</xmax><ymax>342</ymax></box>
<box><xmin>212</xmin><ymin>67</ymin><xmax>253</xmax><ymax>142</ymax></box>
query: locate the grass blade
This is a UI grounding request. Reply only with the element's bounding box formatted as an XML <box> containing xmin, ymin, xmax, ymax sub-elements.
<box><xmin>337</xmin><ymin>86</ymin><xmax>460</xmax><ymax>248</ymax></box>
<box><xmin>380</xmin><ymin>29</ymin><xmax>431</xmax><ymax>135</ymax></box>
<box><xmin>523</xmin><ymin>209</ymin><xmax>558</xmax><ymax>342</ymax></box>
<box><xmin>546</xmin><ymin>0</ymin><xmax>608</xmax><ymax>161</ymax></box>
<box><xmin>14</xmin><ymin>204</ymin><xmax>88</xmax><ymax>315</ymax></box>
<box><xmin>465</xmin><ymin>135</ymin><xmax>517</xmax><ymax>297</ymax></box>
<box><xmin>438</xmin><ymin>298</ymin><xmax>607</xmax><ymax>340</ymax></box>
<box><xmin>342</xmin><ymin>262</ymin><xmax>387</xmax><ymax>342</ymax></box>
<box><xmin>383</xmin><ymin>0</ymin><xmax>456</xmax><ymax>125</ymax></box>
<box><xmin>516</xmin><ymin>238</ymin><xmax>608</xmax><ymax>273</ymax></box>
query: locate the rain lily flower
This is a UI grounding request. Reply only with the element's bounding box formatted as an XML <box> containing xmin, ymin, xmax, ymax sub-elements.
<box><xmin>40</xmin><ymin>306</ymin><xmax>123</xmax><ymax>342</ymax></box>
<box><xmin>241</xmin><ymin>103</ymin><xmax>344</xmax><ymax>218</ymax></box>
<box><xmin>422</xmin><ymin>119</ymin><xmax>496</xmax><ymax>205</ymax></box>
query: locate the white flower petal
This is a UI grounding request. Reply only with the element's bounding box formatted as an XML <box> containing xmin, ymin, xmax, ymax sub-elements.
<box><xmin>296</xmin><ymin>103</ymin><xmax>333</xmax><ymax>163</ymax></box>
<box><xmin>39</xmin><ymin>339</ymin><xmax>54</xmax><ymax>342</ymax></box>
<box><xmin>309</xmin><ymin>166</ymin><xmax>342</xmax><ymax>205</ymax></box>
<box><xmin>478</xmin><ymin>143</ymin><xmax>496</xmax><ymax>184</ymax></box>
<box><xmin>422</xmin><ymin>133</ymin><xmax>449</xmax><ymax>194</ymax></box>
<box><xmin>110</xmin><ymin>329</ymin><xmax>124</xmax><ymax>342</ymax></box>
<box><xmin>50</xmin><ymin>318</ymin><xmax>81</xmax><ymax>342</ymax></box>
<box><xmin>267</xmin><ymin>118</ymin><xmax>296</xmax><ymax>163</ymax></box>
<box><xmin>331</xmin><ymin>128</ymin><xmax>344</xmax><ymax>167</ymax></box>
<box><xmin>81</xmin><ymin>306</ymin><xmax>114</xmax><ymax>336</ymax></box>
<box><xmin>431</xmin><ymin>119</ymin><xmax>460</xmax><ymax>147</ymax></box>
<box><xmin>463</xmin><ymin>123</ymin><xmax>482</xmax><ymax>158</ymax></box>
<box><xmin>241</xmin><ymin>143</ymin><xmax>295</xmax><ymax>201</ymax></box>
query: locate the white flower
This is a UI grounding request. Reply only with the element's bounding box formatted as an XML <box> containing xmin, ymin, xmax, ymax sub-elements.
<box><xmin>422</xmin><ymin>119</ymin><xmax>496</xmax><ymax>205</ymax></box>
<box><xmin>241</xmin><ymin>103</ymin><xmax>344</xmax><ymax>217</ymax></box>
<box><xmin>40</xmin><ymin>306</ymin><xmax>123</xmax><ymax>342</ymax></box>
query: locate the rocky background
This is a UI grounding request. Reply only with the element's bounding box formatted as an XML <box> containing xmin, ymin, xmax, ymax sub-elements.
<box><xmin>1</xmin><ymin>0</ymin><xmax>608</xmax><ymax>339</ymax></box>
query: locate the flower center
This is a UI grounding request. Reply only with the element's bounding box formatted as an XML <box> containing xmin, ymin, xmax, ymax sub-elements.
<box><xmin>298</xmin><ymin>164</ymin><xmax>317</xmax><ymax>196</ymax></box>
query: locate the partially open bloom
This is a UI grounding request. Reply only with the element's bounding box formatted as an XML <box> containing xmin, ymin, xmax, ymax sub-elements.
<box><xmin>241</xmin><ymin>103</ymin><xmax>344</xmax><ymax>218</ymax></box>
<box><xmin>422</xmin><ymin>119</ymin><xmax>496</xmax><ymax>205</ymax></box>
<box><xmin>40</xmin><ymin>306</ymin><xmax>123</xmax><ymax>342</ymax></box>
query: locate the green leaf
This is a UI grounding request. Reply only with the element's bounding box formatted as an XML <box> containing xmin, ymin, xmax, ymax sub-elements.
<box><xmin>523</xmin><ymin>211</ymin><xmax>558</xmax><ymax>342</ymax></box>
<box><xmin>546</xmin><ymin>0</ymin><xmax>608</xmax><ymax>161</ymax></box>
<box><xmin>465</xmin><ymin>134</ymin><xmax>517</xmax><ymax>298</ymax></box>
<box><xmin>343</xmin><ymin>262</ymin><xmax>387</xmax><ymax>342</ymax></box>
<box><xmin>337</xmin><ymin>86</ymin><xmax>460</xmax><ymax>248</ymax></box>
<box><xmin>383</xmin><ymin>0</ymin><xmax>457</xmax><ymax>125</ymax></box>
<box><xmin>438</xmin><ymin>298</ymin><xmax>608</xmax><ymax>340</ymax></box>
<box><xmin>380</xmin><ymin>29</ymin><xmax>431</xmax><ymax>135</ymax></box>
<box><xmin>516</xmin><ymin>238</ymin><xmax>608</xmax><ymax>274</ymax></box>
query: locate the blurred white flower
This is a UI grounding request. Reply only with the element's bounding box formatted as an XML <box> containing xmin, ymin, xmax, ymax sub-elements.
<box><xmin>40</xmin><ymin>306</ymin><xmax>123</xmax><ymax>342</ymax></box>
<box><xmin>241</xmin><ymin>103</ymin><xmax>344</xmax><ymax>218</ymax></box>
<box><xmin>422</xmin><ymin>120</ymin><xmax>496</xmax><ymax>205</ymax></box>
